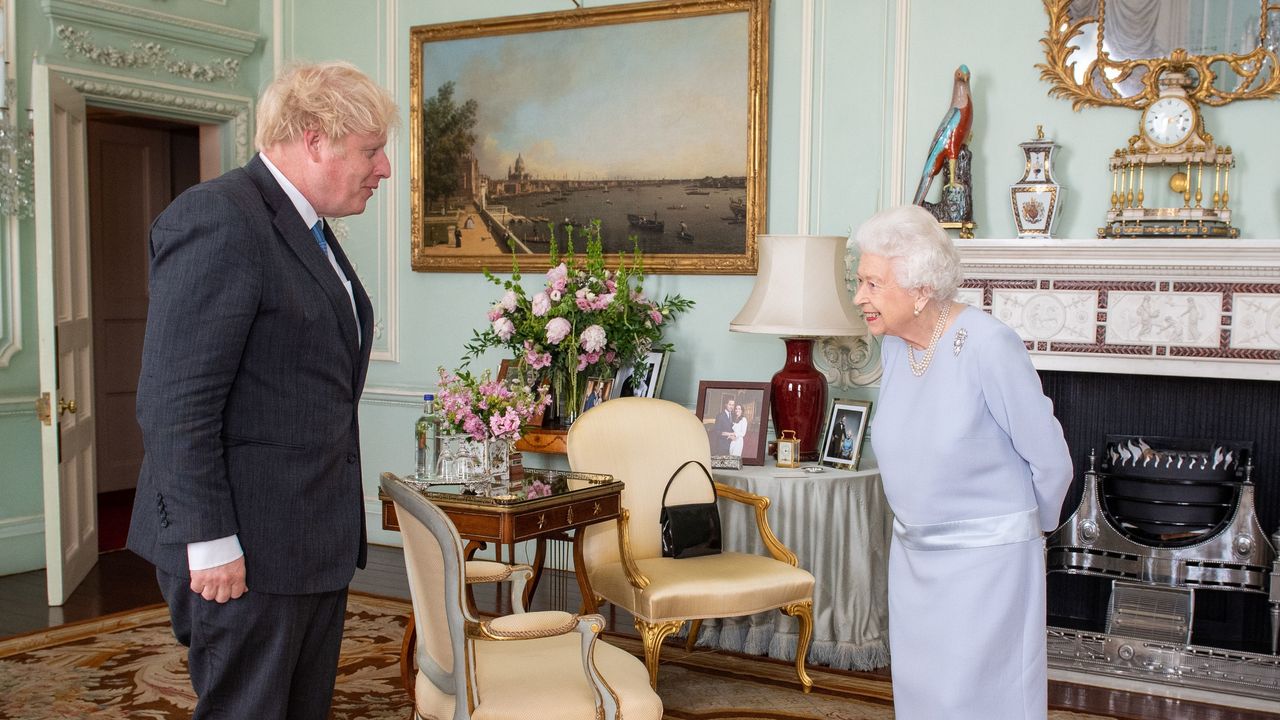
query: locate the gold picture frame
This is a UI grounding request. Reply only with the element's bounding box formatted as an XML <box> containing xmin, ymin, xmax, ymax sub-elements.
<box><xmin>408</xmin><ymin>0</ymin><xmax>769</xmax><ymax>275</ymax></box>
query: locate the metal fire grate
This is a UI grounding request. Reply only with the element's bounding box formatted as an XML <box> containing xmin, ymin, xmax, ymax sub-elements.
<box><xmin>1106</xmin><ymin>581</ymin><xmax>1192</xmax><ymax>645</ymax></box>
<box><xmin>1047</xmin><ymin>435</ymin><xmax>1279</xmax><ymax>700</ymax></box>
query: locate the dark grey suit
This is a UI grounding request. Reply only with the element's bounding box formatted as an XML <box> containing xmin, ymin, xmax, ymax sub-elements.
<box><xmin>128</xmin><ymin>154</ymin><xmax>373</xmax><ymax>718</ymax></box>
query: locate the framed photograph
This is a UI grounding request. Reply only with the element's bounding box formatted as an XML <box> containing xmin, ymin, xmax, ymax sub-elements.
<box><xmin>581</xmin><ymin>377</ymin><xmax>613</xmax><ymax>414</ymax></box>
<box><xmin>496</xmin><ymin>358</ymin><xmax>514</xmax><ymax>382</ymax></box>
<box><xmin>612</xmin><ymin>350</ymin><xmax>669</xmax><ymax>399</ymax></box>
<box><xmin>694</xmin><ymin>381</ymin><xmax>770</xmax><ymax>466</ymax></box>
<box><xmin>821</xmin><ymin>399</ymin><xmax>872</xmax><ymax>470</ymax></box>
<box><xmin>408</xmin><ymin>0</ymin><xmax>769</xmax><ymax>275</ymax></box>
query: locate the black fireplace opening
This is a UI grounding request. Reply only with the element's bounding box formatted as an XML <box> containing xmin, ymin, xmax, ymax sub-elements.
<box><xmin>1041</xmin><ymin>371</ymin><xmax>1279</xmax><ymax>655</ymax></box>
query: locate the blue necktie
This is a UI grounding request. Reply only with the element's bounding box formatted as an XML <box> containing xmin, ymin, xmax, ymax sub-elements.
<box><xmin>311</xmin><ymin>221</ymin><xmax>329</xmax><ymax>254</ymax></box>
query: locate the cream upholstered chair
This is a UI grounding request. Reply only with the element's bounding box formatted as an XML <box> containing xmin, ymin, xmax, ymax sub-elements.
<box><xmin>396</xmin><ymin>557</ymin><xmax>532</xmax><ymax>700</ymax></box>
<box><xmin>381</xmin><ymin>473</ymin><xmax>662</xmax><ymax>720</ymax></box>
<box><xmin>567</xmin><ymin>397</ymin><xmax>816</xmax><ymax>691</ymax></box>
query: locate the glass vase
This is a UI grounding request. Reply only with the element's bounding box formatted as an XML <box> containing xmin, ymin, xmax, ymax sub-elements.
<box><xmin>438</xmin><ymin>433</ymin><xmax>513</xmax><ymax>494</ymax></box>
<box><xmin>552</xmin><ymin>368</ymin><xmax>585</xmax><ymax>428</ymax></box>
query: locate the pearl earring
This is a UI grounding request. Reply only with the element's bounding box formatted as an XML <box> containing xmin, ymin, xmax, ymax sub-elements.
<box><xmin>913</xmin><ymin>305</ymin><xmax>921</xmax><ymax>317</ymax></box>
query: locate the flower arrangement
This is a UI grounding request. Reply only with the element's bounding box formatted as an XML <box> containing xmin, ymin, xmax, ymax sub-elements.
<box><xmin>465</xmin><ymin>220</ymin><xmax>693</xmax><ymax>420</ymax></box>
<box><xmin>435</xmin><ymin>367</ymin><xmax>549</xmax><ymax>442</ymax></box>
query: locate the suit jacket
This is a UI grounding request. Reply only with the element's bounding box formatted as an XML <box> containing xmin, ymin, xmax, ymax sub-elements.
<box><xmin>128</xmin><ymin>155</ymin><xmax>374</xmax><ymax>595</ymax></box>
<box><xmin>711</xmin><ymin>409</ymin><xmax>734</xmax><ymax>455</ymax></box>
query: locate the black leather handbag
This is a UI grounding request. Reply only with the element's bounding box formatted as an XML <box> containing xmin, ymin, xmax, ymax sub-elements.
<box><xmin>659</xmin><ymin>460</ymin><xmax>722</xmax><ymax>559</ymax></box>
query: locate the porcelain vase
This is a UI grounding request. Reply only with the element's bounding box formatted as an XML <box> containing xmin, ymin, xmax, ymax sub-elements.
<box><xmin>1009</xmin><ymin>127</ymin><xmax>1064</xmax><ymax>238</ymax></box>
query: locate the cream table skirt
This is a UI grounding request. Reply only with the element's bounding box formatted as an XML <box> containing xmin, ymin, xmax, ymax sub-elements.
<box><xmin>690</xmin><ymin>461</ymin><xmax>894</xmax><ymax>671</ymax></box>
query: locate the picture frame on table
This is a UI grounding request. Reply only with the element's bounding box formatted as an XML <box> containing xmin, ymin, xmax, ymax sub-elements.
<box><xmin>694</xmin><ymin>380</ymin><xmax>770</xmax><ymax>466</ymax></box>
<box><xmin>496</xmin><ymin>359</ymin><xmax>550</xmax><ymax>427</ymax></box>
<box><xmin>407</xmin><ymin>0</ymin><xmax>769</xmax><ymax>275</ymax></box>
<box><xmin>581</xmin><ymin>378</ymin><xmax>613</xmax><ymax>414</ymax></box>
<box><xmin>496</xmin><ymin>358</ymin><xmax>514</xmax><ymax>382</ymax></box>
<box><xmin>821</xmin><ymin>399</ymin><xmax>871</xmax><ymax>470</ymax></box>
<box><xmin>612</xmin><ymin>350</ymin><xmax>669</xmax><ymax>399</ymax></box>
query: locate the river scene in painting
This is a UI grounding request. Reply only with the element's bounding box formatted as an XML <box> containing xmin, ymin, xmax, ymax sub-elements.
<box><xmin>493</xmin><ymin>182</ymin><xmax>746</xmax><ymax>256</ymax></box>
<box><xmin>417</xmin><ymin>9</ymin><xmax>750</xmax><ymax>260</ymax></box>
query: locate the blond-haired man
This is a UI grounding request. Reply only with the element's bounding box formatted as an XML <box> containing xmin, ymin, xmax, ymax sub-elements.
<box><xmin>129</xmin><ymin>61</ymin><xmax>398</xmax><ymax>719</ymax></box>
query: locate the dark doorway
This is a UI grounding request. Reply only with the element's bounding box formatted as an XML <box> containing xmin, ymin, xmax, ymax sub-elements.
<box><xmin>87</xmin><ymin>109</ymin><xmax>203</xmax><ymax>552</ymax></box>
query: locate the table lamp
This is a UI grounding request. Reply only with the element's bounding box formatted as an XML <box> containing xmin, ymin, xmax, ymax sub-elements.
<box><xmin>730</xmin><ymin>234</ymin><xmax>867</xmax><ymax>461</ymax></box>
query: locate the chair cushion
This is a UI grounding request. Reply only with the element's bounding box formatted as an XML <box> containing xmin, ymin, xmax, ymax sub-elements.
<box><xmin>589</xmin><ymin>552</ymin><xmax>815</xmax><ymax>622</ymax></box>
<box><xmin>415</xmin><ymin>632</ymin><xmax>661</xmax><ymax>720</ymax></box>
<box><xmin>465</xmin><ymin>560</ymin><xmax>512</xmax><ymax>584</ymax></box>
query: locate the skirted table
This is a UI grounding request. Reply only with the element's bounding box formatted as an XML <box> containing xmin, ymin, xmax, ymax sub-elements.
<box><xmin>699</xmin><ymin>461</ymin><xmax>894</xmax><ymax>671</ymax></box>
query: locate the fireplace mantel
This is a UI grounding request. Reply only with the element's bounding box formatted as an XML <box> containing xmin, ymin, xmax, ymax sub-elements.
<box><xmin>954</xmin><ymin>238</ymin><xmax>1280</xmax><ymax>381</ymax></box>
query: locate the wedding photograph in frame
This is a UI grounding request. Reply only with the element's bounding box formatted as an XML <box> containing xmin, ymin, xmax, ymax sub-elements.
<box><xmin>581</xmin><ymin>377</ymin><xmax>613</xmax><ymax>414</ymax></box>
<box><xmin>612</xmin><ymin>350</ymin><xmax>669</xmax><ymax>399</ymax></box>
<box><xmin>694</xmin><ymin>381</ymin><xmax>770</xmax><ymax>466</ymax></box>
<box><xmin>821</xmin><ymin>399</ymin><xmax>871</xmax><ymax>470</ymax></box>
<box><xmin>408</xmin><ymin>0</ymin><xmax>769</xmax><ymax>275</ymax></box>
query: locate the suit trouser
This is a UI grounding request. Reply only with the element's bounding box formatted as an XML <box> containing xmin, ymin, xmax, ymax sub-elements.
<box><xmin>158</xmin><ymin>568</ymin><xmax>348</xmax><ymax>720</ymax></box>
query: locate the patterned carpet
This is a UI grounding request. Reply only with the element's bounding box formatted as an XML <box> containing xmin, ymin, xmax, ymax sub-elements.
<box><xmin>0</xmin><ymin>594</ymin><xmax>1114</xmax><ymax>720</ymax></box>
<box><xmin>0</xmin><ymin>593</ymin><xmax>412</xmax><ymax>720</ymax></box>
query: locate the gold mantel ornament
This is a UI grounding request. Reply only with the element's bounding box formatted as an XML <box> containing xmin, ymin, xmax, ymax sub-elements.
<box><xmin>1037</xmin><ymin>0</ymin><xmax>1280</xmax><ymax>111</ymax></box>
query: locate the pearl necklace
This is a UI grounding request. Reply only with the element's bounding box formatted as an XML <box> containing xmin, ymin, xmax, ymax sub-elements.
<box><xmin>906</xmin><ymin>302</ymin><xmax>952</xmax><ymax>377</ymax></box>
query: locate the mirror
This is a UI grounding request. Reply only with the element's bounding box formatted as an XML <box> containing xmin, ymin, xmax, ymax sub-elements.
<box><xmin>1040</xmin><ymin>0</ymin><xmax>1280</xmax><ymax>109</ymax></box>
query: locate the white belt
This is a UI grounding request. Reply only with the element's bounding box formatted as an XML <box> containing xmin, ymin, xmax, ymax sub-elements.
<box><xmin>893</xmin><ymin>507</ymin><xmax>1040</xmax><ymax>551</ymax></box>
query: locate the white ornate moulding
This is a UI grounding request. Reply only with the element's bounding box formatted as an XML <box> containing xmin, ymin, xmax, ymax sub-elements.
<box><xmin>954</xmin><ymin>238</ymin><xmax>1280</xmax><ymax>382</ymax></box>
<box><xmin>43</xmin><ymin>0</ymin><xmax>260</xmax><ymax>86</ymax></box>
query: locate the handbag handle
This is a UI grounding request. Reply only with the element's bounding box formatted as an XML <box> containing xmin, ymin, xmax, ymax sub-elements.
<box><xmin>661</xmin><ymin>459</ymin><xmax>717</xmax><ymax>508</ymax></box>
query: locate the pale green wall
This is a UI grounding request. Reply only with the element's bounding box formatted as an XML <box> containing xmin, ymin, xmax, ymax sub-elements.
<box><xmin>3</xmin><ymin>0</ymin><xmax>1278</xmax><ymax>570</ymax></box>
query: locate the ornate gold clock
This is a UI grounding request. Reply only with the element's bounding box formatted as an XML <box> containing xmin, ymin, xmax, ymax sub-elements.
<box><xmin>1101</xmin><ymin>71</ymin><xmax>1237</xmax><ymax>239</ymax></box>
<box><xmin>1037</xmin><ymin>0</ymin><xmax>1280</xmax><ymax>240</ymax></box>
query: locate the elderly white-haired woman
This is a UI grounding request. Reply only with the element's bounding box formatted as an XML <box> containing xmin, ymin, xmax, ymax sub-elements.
<box><xmin>852</xmin><ymin>205</ymin><xmax>1073</xmax><ymax>720</ymax></box>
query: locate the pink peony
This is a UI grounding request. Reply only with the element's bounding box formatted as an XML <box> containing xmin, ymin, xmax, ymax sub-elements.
<box><xmin>577</xmin><ymin>349</ymin><xmax>602</xmax><ymax>371</ymax></box>
<box><xmin>524</xmin><ymin>341</ymin><xmax>552</xmax><ymax>370</ymax></box>
<box><xmin>487</xmin><ymin>304</ymin><xmax>504</xmax><ymax>322</ymax></box>
<box><xmin>501</xmin><ymin>290</ymin><xmax>518</xmax><ymax>312</ymax></box>
<box><xmin>531</xmin><ymin>292</ymin><xmax>551</xmax><ymax>316</ymax></box>
<box><xmin>546</xmin><ymin>317</ymin><xmax>571</xmax><ymax>345</ymax></box>
<box><xmin>493</xmin><ymin>317</ymin><xmax>515</xmax><ymax>341</ymax></box>
<box><xmin>546</xmin><ymin>264</ymin><xmax>569</xmax><ymax>295</ymax></box>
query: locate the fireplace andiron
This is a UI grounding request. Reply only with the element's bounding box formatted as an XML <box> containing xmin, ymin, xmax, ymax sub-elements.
<box><xmin>1046</xmin><ymin>436</ymin><xmax>1279</xmax><ymax>701</ymax></box>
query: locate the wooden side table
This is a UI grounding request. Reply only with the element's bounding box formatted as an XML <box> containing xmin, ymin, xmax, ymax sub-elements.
<box><xmin>513</xmin><ymin>426</ymin><xmax>567</xmax><ymax>455</ymax></box>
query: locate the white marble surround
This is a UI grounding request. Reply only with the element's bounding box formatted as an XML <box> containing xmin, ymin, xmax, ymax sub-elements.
<box><xmin>954</xmin><ymin>238</ymin><xmax>1280</xmax><ymax>381</ymax></box>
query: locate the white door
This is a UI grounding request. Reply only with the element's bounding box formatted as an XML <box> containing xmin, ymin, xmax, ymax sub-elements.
<box><xmin>33</xmin><ymin>62</ymin><xmax>97</xmax><ymax>606</ymax></box>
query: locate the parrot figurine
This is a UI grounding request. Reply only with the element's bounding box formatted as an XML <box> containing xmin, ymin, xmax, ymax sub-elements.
<box><xmin>912</xmin><ymin>65</ymin><xmax>972</xmax><ymax>206</ymax></box>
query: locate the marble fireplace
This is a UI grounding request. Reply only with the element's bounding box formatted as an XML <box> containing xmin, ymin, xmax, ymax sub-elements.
<box><xmin>955</xmin><ymin>238</ymin><xmax>1280</xmax><ymax>701</ymax></box>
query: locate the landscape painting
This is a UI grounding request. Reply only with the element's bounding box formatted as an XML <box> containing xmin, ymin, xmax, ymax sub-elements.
<box><xmin>408</xmin><ymin>0</ymin><xmax>768</xmax><ymax>275</ymax></box>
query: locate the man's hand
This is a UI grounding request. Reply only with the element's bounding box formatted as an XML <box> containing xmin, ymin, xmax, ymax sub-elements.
<box><xmin>190</xmin><ymin>556</ymin><xmax>248</xmax><ymax>603</ymax></box>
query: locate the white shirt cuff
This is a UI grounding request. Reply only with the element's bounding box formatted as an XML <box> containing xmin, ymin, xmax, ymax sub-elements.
<box><xmin>187</xmin><ymin>535</ymin><xmax>244</xmax><ymax>571</ymax></box>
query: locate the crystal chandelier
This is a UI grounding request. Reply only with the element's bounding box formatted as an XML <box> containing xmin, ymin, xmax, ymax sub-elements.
<box><xmin>0</xmin><ymin>62</ymin><xmax>33</xmax><ymax>218</ymax></box>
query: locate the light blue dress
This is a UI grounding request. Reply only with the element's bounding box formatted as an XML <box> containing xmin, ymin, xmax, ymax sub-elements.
<box><xmin>870</xmin><ymin>305</ymin><xmax>1073</xmax><ymax>720</ymax></box>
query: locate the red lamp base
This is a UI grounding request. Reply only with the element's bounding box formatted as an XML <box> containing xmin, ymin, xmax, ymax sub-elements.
<box><xmin>769</xmin><ymin>337</ymin><xmax>827</xmax><ymax>461</ymax></box>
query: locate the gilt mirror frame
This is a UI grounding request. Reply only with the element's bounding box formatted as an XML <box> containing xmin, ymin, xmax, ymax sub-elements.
<box><xmin>408</xmin><ymin>0</ymin><xmax>769</xmax><ymax>275</ymax></box>
<box><xmin>1038</xmin><ymin>0</ymin><xmax>1280</xmax><ymax>110</ymax></box>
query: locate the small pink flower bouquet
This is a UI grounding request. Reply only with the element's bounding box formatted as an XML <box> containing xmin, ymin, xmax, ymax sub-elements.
<box><xmin>465</xmin><ymin>221</ymin><xmax>693</xmax><ymax>397</ymax></box>
<box><xmin>435</xmin><ymin>367</ymin><xmax>549</xmax><ymax>442</ymax></box>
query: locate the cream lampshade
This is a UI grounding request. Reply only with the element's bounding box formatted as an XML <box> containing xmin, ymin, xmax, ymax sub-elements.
<box><xmin>730</xmin><ymin>234</ymin><xmax>866</xmax><ymax>460</ymax></box>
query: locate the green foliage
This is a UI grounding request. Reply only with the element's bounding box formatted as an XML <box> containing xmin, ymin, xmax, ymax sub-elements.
<box><xmin>464</xmin><ymin>220</ymin><xmax>694</xmax><ymax>384</ymax></box>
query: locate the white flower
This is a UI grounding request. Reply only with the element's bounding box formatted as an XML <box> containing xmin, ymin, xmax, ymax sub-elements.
<box><xmin>493</xmin><ymin>317</ymin><xmax>515</xmax><ymax>341</ymax></box>
<box><xmin>501</xmin><ymin>290</ymin><xmax>518</xmax><ymax>312</ymax></box>
<box><xmin>580</xmin><ymin>324</ymin><xmax>607</xmax><ymax>353</ymax></box>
